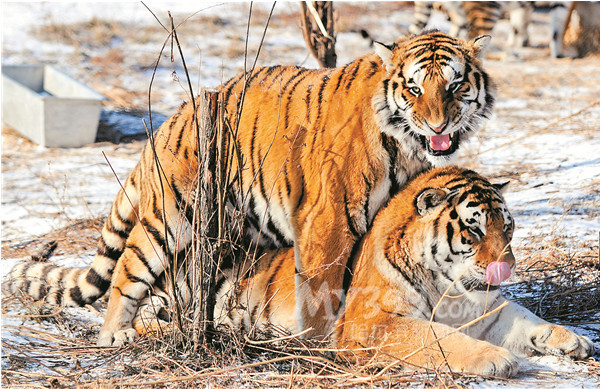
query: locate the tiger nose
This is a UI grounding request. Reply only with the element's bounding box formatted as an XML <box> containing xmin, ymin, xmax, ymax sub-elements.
<box><xmin>425</xmin><ymin>120</ymin><xmax>447</xmax><ymax>134</ymax></box>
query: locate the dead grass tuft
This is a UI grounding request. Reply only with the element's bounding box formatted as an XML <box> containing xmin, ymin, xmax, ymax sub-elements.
<box><xmin>1</xmin><ymin>217</ymin><xmax>104</xmax><ymax>259</ymax></box>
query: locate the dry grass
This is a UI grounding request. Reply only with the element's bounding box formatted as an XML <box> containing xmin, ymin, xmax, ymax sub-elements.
<box><xmin>1</xmin><ymin>217</ymin><xmax>104</xmax><ymax>259</ymax></box>
<box><xmin>0</xmin><ymin>292</ymin><xmax>495</xmax><ymax>388</ymax></box>
<box><xmin>2</xmin><ymin>203</ymin><xmax>598</xmax><ymax>388</ymax></box>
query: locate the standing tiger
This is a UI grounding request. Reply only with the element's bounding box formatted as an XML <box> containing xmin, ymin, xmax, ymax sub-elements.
<box><xmin>410</xmin><ymin>2</ymin><xmax>533</xmax><ymax>49</ymax></box>
<box><xmin>212</xmin><ymin>167</ymin><xmax>594</xmax><ymax>377</ymax></box>
<box><xmin>2</xmin><ymin>31</ymin><xmax>495</xmax><ymax>346</ymax></box>
<box><xmin>410</xmin><ymin>2</ymin><xmax>597</xmax><ymax>58</ymax></box>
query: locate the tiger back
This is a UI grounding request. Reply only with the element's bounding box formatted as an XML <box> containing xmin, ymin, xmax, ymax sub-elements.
<box><xmin>3</xmin><ymin>31</ymin><xmax>495</xmax><ymax>346</ymax></box>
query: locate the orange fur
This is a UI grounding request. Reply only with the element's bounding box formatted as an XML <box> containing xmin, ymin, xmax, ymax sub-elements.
<box><xmin>3</xmin><ymin>31</ymin><xmax>496</xmax><ymax>346</ymax></box>
<box><xmin>217</xmin><ymin>167</ymin><xmax>593</xmax><ymax>377</ymax></box>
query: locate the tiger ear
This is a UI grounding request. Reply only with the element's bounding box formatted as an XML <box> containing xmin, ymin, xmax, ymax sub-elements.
<box><xmin>493</xmin><ymin>181</ymin><xmax>510</xmax><ymax>194</ymax></box>
<box><xmin>374</xmin><ymin>41</ymin><xmax>394</xmax><ymax>70</ymax></box>
<box><xmin>415</xmin><ymin>188</ymin><xmax>448</xmax><ymax>216</ymax></box>
<box><xmin>472</xmin><ymin>35</ymin><xmax>491</xmax><ymax>58</ymax></box>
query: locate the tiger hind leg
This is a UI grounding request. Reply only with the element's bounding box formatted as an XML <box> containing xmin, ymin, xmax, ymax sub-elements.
<box><xmin>96</xmin><ymin>194</ymin><xmax>193</xmax><ymax>347</ymax></box>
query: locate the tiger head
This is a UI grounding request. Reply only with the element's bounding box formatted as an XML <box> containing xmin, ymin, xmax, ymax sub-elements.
<box><xmin>373</xmin><ymin>31</ymin><xmax>494</xmax><ymax>166</ymax></box>
<box><xmin>385</xmin><ymin>167</ymin><xmax>515</xmax><ymax>301</ymax></box>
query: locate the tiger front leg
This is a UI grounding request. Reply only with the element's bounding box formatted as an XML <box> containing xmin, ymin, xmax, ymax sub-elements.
<box><xmin>475</xmin><ymin>299</ymin><xmax>594</xmax><ymax>359</ymax></box>
<box><xmin>293</xmin><ymin>225</ymin><xmax>357</xmax><ymax>337</ymax></box>
<box><xmin>337</xmin><ymin>313</ymin><xmax>520</xmax><ymax>378</ymax></box>
<box><xmin>97</xmin><ymin>223</ymin><xmax>169</xmax><ymax>347</ymax></box>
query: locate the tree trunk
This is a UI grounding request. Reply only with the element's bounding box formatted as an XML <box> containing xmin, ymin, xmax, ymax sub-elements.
<box><xmin>196</xmin><ymin>88</ymin><xmax>220</xmax><ymax>345</ymax></box>
<box><xmin>301</xmin><ymin>1</ymin><xmax>337</xmax><ymax>68</ymax></box>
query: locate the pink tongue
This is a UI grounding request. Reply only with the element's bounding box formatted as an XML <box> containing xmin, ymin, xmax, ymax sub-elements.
<box><xmin>486</xmin><ymin>262</ymin><xmax>512</xmax><ymax>286</ymax></box>
<box><xmin>429</xmin><ymin>134</ymin><xmax>451</xmax><ymax>151</ymax></box>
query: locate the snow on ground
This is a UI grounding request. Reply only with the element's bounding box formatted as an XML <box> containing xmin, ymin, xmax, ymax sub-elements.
<box><xmin>1</xmin><ymin>1</ymin><xmax>599</xmax><ymax>387</ymax></box>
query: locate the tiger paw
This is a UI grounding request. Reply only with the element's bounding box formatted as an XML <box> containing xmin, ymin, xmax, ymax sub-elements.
<box><xmin>529</xmin><ymin>324</ymin><xmax>594</xmax><ymax>359</ymax></box>
<box><xmin>97</xmin><ymin>328</ymin><xmax>138</xmax><ymax>347</ymax></box>
<box><xmin>450</xmin><ymin>344</ymin><xmax>519</xmax><ymax>378</ymax></box>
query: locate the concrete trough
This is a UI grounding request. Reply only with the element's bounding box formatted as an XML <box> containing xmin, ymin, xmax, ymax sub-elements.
<box><xmin>2</xmin><ymin>65</ymin><xmax>105</xmax><ymax>147</ymax></box>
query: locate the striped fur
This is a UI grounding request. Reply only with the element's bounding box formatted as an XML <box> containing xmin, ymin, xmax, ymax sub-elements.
<box><xmin>213</xmin><ymin>167</ymin><xmax>594</xmax><ymax>377</ymax></box>
<box><xmin>2</xmin><ymin>31</ymin><xmax>495</xmax><ymax>346</ymax></box>
<box><xmin>410</xmin><ymin>2</ymin><xmax>533</xmax><ymax>49</ymax></box>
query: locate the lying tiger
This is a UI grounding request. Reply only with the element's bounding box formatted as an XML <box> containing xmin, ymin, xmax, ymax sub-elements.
<box><xmin>2</xmin><ymin>31</ymin><xmax>496</xmax><ymax>346</ymax></box>
<box><xmin>205</xmin><ymin>167</ymin><xmax>591</xmax><ymax>377</ymax></box>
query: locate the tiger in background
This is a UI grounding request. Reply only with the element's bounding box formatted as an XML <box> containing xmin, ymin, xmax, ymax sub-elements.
<box><xmin>410</xmin><ymin>2</ymin><xmax>533</xmax><ymax>49</ymax></box>
<box><xmin>2</xmin><ymin>31</ymin><xmax>496</xmax><ymax>346</ymax></box>
<box><xmin>208</xmin><ymin>167</ymin><xmax>594</xmax><ymax>377</ymax></box>
<box><xmin>410</xmin><ymin>1</ymin><xmax>599</xmax><ymax>58</ymax></box>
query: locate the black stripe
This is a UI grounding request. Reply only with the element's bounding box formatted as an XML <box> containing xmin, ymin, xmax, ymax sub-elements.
<box><xmin>221</xmin><ymin>73</ymin><xmax>245</xmax><ymax>108</ymax></box>
<box><xmin>246</xmin><ymin>197</ymin><xmax>276</xmax><ymax>249</ymax></box>
<box><xmin>165</xmin><ymin>111</ymin><xmax>183</xmax><ymax>149</ymax></box>
<box><xmin>98</xmin><ymin>240</ymin><xmax>122</xmax><ymax>262</ymax></box>
<box><xmin>457</xmin><ymin>188</ymin><xmax>471</xmax><ymax>205</ymax></box>
<box><xmin>245</xmin><ymin>197</ymin><xmax>262</xmax><ymax>231</ymax></box>
<box><xmin>381</xmin><ymin>133</ymin><xmax>401</xmax><ymax>195</ymax></box>
<box><xmin>123</xmin><ymin>261</ymin><xmax>154</xmax><ymax>288</ymax></box>
<box><xmin>344</xmin><ymin>193</ymin><xmax>361</xmax><ymax>238</ymax></box>
<box><xmin>256</xmin><ymin>147</ymin><xmax>270</xmax><ymax>213</ymax></box>
<box><xmin>37</xmin><ymin>283</ymin><xmax>51</xmax><ymax>300</ymax></box>
<box><xmin>126</xmin><ymin>242</ymin><xmax>160</xmax><ymax>281</ymax></box>
<box><xmin>446</xmin><ymin>222</ymin><xmax>455</xmax><ymax>254</ymax></box>
<box><xmin>85</xmin><ymin>268</ymin><xmax>111</xmax><ymax>293</ymax></box>
<box><xmin>266</xmin><ymin>217</ymin><xmax>289</xmax><ymax>247</ymax></box>
<box><xmin>362</xmin><ymin>173</ymin><xmax>372</xmax><ymax>223</ymax></box>
<box><xmin>53</xmin><ymin>286</ymin><xmax>63</xmax><ymax>305</ymax></box>
<box><xmin>263</xmin><ymin>254</ymin><xmax>287</xmax><ymax>319</ymax></box>
<box><xmin>283</xmin><ymin>164</ymin><xmax>292</xmax><ymax>199</ymax></box>
<box><xmin>115</xmin><ymin>286</ymin><xmax>141</xmax><ymax>302</ymax></box>
<box><xmin>264</xmin><ymin>65</ymin><xmax>282</xmax><ymax>79</ymax></box>
<box><xmin>114</xmin><ymin>203</ymin><xmax>135</xmax><ymax>229</ymax></box>
<box><xmin>295</xmin><ymin>174</ymin><xmax>305</xmax><ymax>210</ymax></box>
<box><xmin>106</xmin><ymin>217</ymin><xmax>129</xmax><ymax>240</ymax></box>
<box><xmin>315</xmin><ymin>72</ymin><xmax>331</xmax><ymax>124</ymax></box>
<box><xmin>386</xmin><ymin>251</ymin><xmax>434</xmax><ymax>312</ymax></box>
<box><xmin>171</xmin><ymin>183</ymin><xmax>194</xmax><ymax>224</ymax></box>
<box><xmin>366</xmin><ymin>60</ymin><xmax>380</xmax><ymax>79</ymax></box>
<box><xmin>283</xmin><ymin>70</ymin><xmax>310</xmax><ymax>129</ymax></box>
<box><xmin>345</xmin><ymin>58</ymin><xmax>363</xmax><ymax>91</ymax></box>
<box><xmin>341</xmin><ymin>235</ymin><xmax>364</xmax><ymax>297</ymax></box>
<box><xmin>333</xmin><ymin>63</ymin><xmax>351</xmax><ymax>93</ymax></box>
<box><xmin>68</xmin><ymin>285</ymin><xmax>87</xmax><ymax>306</ymax></box>
<box><xmin>246</xmin><ymin>66</ymin><xmax>271</xmax><ymax>87</ymax></box>
<box><xmin>305</xmin><ymin>84</ymin><xmax>313</xmax><ymax>122</ymax></box>
<box><xmin>249</xmin><ymin>115</ymin><xmax>259</xmax><ymax>178</ymax></box>
<box><xmin>214</xmin><ymin>276</ymin><xmax>227</xmax><ymax>300</ymax></box>
<box><xmin>174</xmin><ymin>118</ymin><xmax>188</xmax><ymax>154</ymax></box>
<box><xmin>270</xmin><ymin>66</ymin><xmax>288</xmax><ymax>85</ymax></box>
<box><xmin>38</xmin><ymin>263</ymin><xmax>58</xmax><ymax>284</ymax></box>
<box><xmin>280</xmin><ymin>67</ymin><xmax>307</xmax><ymax>92</ymax></box>
<box><xmin>382</xmin><ymin>77</ymin><xmax>390</xmax><ymax>103</ymax></box>
<box><xmin>149</xmin><ymin>198</ymin><xmax>176</xmax><ymax>249</ymax></box>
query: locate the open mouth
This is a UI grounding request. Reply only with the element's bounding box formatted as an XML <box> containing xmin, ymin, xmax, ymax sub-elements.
<box><xmin>472</xmin><ymin>283</ymin><xmax>500</xmax><ymax>292</ymax></box>
<box><xmin>462</xmin><ymin>279</ymin><xmax>500</xmax><ymax>292</ymax></box>
<box><xmin>419</xmin><ymin>132</ymin><xmax>460</xmax><ymax>156</ymax></box>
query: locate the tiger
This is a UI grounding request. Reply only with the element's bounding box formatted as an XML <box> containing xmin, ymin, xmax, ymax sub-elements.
<box><xmin>409</xmin><ymin>1</ymin><xmax>595</xmax><ymax>58</ymax></box>
<box><xmin>210</xmin><ymin>166</ymin><xmax>595</xmax><ymax>377</ymax></box>
<box><xmin>409</xmin><ymin>2</ymin><xmax>533</xmax><ymax>49</ymax></box>
<box><xmin>2</xmin><ymin>31</ymin><xmax>496</xmax><ymax>346</ymax></box>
